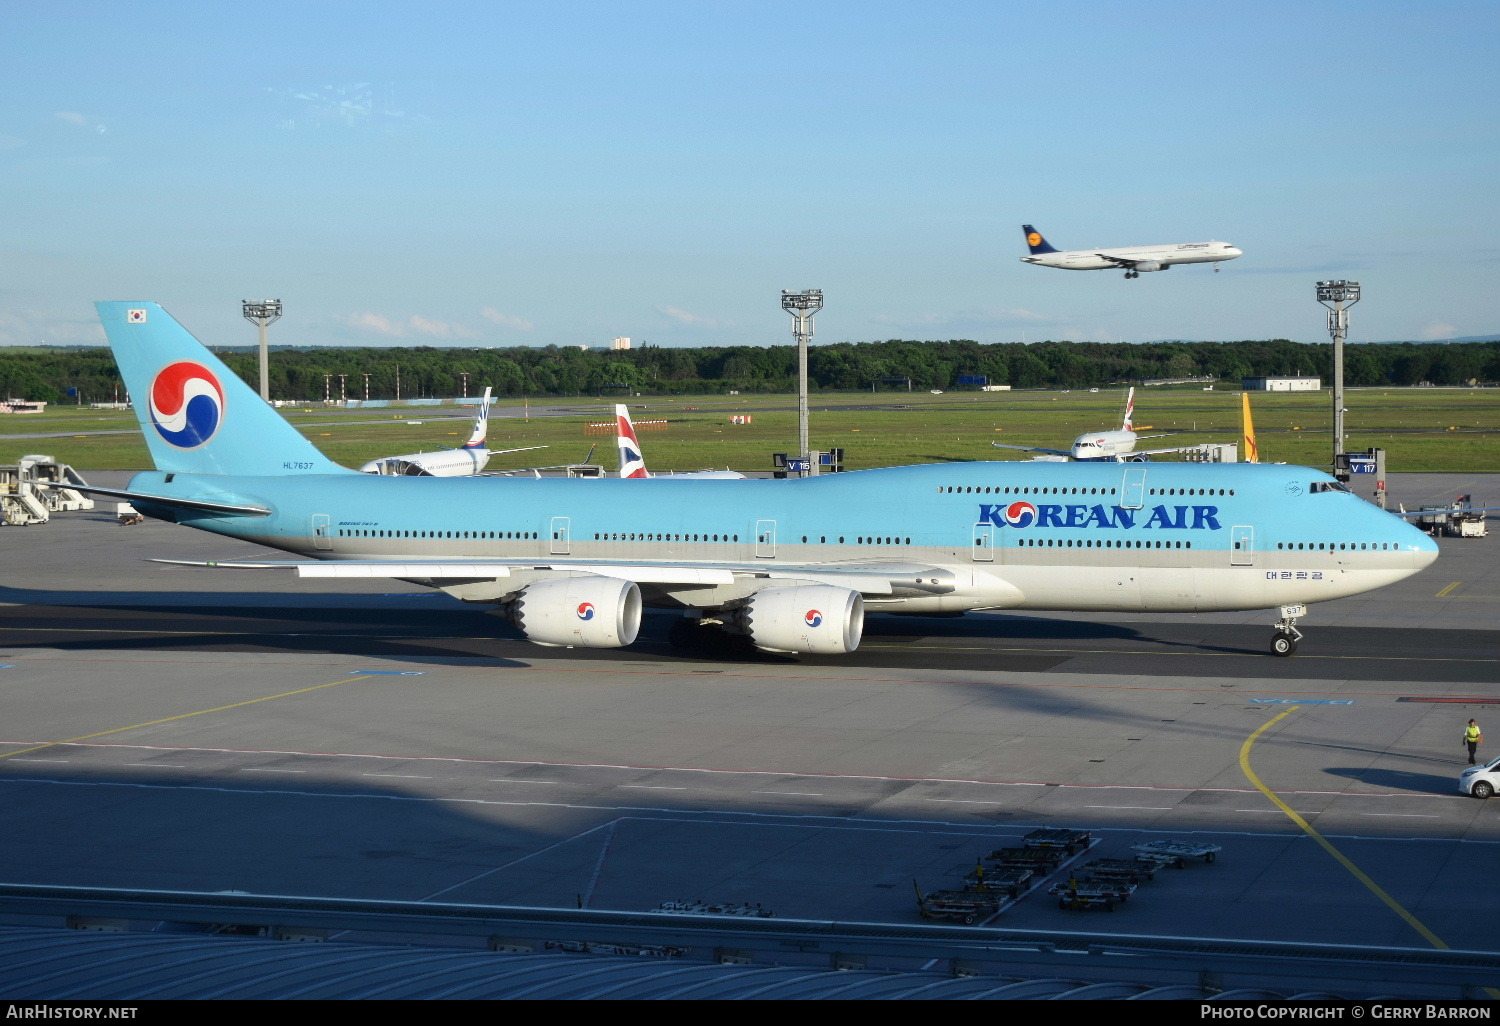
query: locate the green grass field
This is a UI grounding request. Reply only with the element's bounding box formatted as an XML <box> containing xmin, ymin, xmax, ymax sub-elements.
<box><xmin>3</xmin><ymin>386</ymin><xmax>1496</xmax><ymax>473</ymax></box>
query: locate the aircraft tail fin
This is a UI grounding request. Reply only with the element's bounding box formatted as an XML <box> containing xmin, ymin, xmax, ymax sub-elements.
<box><xmin>1241</xmin><ymin>391</ymin><xmax>1259</xmax><ymax>463</ymax></box>
<box><xmin>95</xmin><ymin>301</ymin><xmax>349</xmax><ymax>477</ymax></box>
<box><xmin>1121</xmin><ymin>386</ymin><xmax>1136</xmax><ymax>432</ymax></box>
<box><xmin>461</xmin><ymin>387</ymin><xmax>492</xmax><ymax>449</ymax></box>
<box><xmin>615</xmin><ymin>404</ymin><xmax>649</xmax><ymax>478</ymax></box>
<box><xmin>1022</xmin><ymin>224</ymin><xmax>1058</xmax><ymax>255</ymax></box>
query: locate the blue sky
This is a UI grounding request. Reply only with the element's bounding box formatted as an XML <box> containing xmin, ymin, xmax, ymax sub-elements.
<box><xmin>2</xmin><ymin>1</ymin><xmax>1496</xmax><ymax>349</ymax></box>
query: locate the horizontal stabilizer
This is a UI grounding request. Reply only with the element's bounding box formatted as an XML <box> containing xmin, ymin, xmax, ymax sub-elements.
<box><xmin>37</xmin><ymin>482</ymin><xmax>271</xmax><ymax>516</ymax></box>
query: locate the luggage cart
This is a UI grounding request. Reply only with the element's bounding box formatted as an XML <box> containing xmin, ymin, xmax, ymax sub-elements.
<box><xmin>1079</xmin><ymin>857</ymin><xmax>1157</xmax><ymax>884</ymax></box>
<box><xmin>914</xmin><ymin>882</ymin><xmax>1004</xmax><ymax>925</ymax></box>
<box><xmin>1023</xmin><ymin>827</ymin><xmax>1093</xmax><ymax>853</ymax></box>
<box><xmin>1130</xmin><ymin>839</ymin><xmax>1221</xmax><ymax>868</ymax></box>
<box><xmin>958</xmin><ymin>865</ymin><xmax>1033</xmax><ymax>900</ymax></box>
<box><xmin>981</xmin><ymin>847</ymin><xmax>1066</xmax><ymax>873</ymax></box>
<box><xmin>1049</xmin><ymin>876</ymin><xmax>1136</xmax><ymax>911</ymax></box>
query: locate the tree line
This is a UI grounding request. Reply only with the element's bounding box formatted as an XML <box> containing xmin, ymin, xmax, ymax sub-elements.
<box><xmin>4</xmin><ymin>338</ymin><xmax>1497</xmax><ymax>404</ymax></box>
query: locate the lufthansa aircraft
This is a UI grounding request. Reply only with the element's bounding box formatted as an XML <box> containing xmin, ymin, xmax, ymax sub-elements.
<box><xmin>62</xmin><ymin>302</ymin><xmax>1436</xmax><ymax>659</ymax></box>
<box><xmin>993</xmin><ymin>388</ymin><xmax>1211</xmax><ymax>462</ymax></box>
<box><xmin>358</xmin><ymin>387</ymin><xmax>545</xmax><ymax>476</ymax></box>
<box><xmin>1020</xmin><ymin>224</ymin><xmax>1241</xmax><ymax>278</ymax></box>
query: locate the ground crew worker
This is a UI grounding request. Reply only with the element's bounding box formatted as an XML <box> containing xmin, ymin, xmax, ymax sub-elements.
<box><xmin>1464</xmin><ymin>719</ymin><xmax>1482</xmax><ymax>765</ymax></box>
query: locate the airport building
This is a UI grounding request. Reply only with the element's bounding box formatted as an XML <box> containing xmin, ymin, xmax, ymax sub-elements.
<box><xmin>1241</xmin><ymin>375</ymin><xmax>1320</xmax><ymax>391</ymax></box>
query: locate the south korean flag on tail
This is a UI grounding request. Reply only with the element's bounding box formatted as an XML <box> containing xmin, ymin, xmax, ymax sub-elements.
<box><xmin>127</xmin><ymin>308</ymin><xmax>148</xmax><ymax>323</ymax></box>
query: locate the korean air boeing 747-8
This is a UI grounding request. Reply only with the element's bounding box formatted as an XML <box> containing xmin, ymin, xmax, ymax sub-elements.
<box><xmin>61</xmin><ymin>302</ymin><xmax>1434</xmax><ymax>659</ymax></box>
<box><xmin>1020</xmin><ymin>224</ymin><xmax>1241</xmax><ymax>278</ymax></box>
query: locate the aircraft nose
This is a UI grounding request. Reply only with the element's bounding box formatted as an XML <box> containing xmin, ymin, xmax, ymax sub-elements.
<box><xmin>1411</xmin><ymin>529</ymin><xmax>1440</xmax><ymax>569</ymax></box>
<box><xmin>1225</xmin><ymin>246</ymin><xmax>1243</xmax><ymax>257</ymax></box>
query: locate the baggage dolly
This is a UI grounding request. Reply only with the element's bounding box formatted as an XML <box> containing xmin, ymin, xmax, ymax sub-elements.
<box><xmin>914</xmin><ymin>881</ymin><xmax>1003</xmax><ymax>925</ymax></box>
<box><xmin>981</xmin><ymin>847</ymin><xmax>1065</xmax><ymax>872</ymax></box>
<box><xmin>959</xmin><ymin>865</ymin><xmax>1033</xmax><ymax>900</ymax></box>
<box><xmin>1049</xmin><ymin>876</ymin><xmax>1136</xmax><ymax>911</ymax></box>
<box><xmin>1079</xmin><ymin>857</ymin><xmax>1156</xmax><ymax>884</ymax></box>
<box><xmin>1023</xmin><ymin>827</ymin><xmax>1093</xmax><ymax>854</ymax></box>
<box><xmin>1130</xmin><ymin>839</ymin><xmax>1222</xmax><ymax>868</ymax></box>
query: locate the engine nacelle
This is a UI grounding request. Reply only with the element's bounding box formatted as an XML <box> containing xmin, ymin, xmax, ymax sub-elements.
<box><xmin>737</xmin><ymin>585</ymin><xmax>865</xmax><ymax>654</ymax></box>
<box><xmin>504</xmin><ymin>576</ymin><xmax>642</xmax><ymax>648</ymax></box>
<box><xmin>1134</xmin><ymin>260</ymin><xmax>1163</xmax><ymax>272</ymax></box>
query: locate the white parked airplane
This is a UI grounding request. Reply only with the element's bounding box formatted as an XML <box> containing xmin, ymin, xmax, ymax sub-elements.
<box><xmin>359</xmin><ymin>387</ymin><xmax>544</xmax><ymax>476</ymax></box>
<box><xmin>615</xmin><ymin>405</ymin><xmax>745</xmax><ymax>480</ymax></box>
<box><xmin>993</xmin><ymin>388</ymin><xmax>1210</xmax><ymax>462</ymax></box>
<box><xmin>1020</xmin><ymin>224</ymin><xmax>1241</xmax><ymax>278</ymax></box>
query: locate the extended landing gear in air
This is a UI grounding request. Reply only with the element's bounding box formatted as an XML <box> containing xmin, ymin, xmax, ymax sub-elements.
<box><xmin>1124</xmin><ymin>271</ymin><xmax>1138</xmax><ymax>279</ymax></box>
<box><xmin>1270</xmin><ymin>603</ymin><xmax>1306</xmax><ymax>657</ymax></box>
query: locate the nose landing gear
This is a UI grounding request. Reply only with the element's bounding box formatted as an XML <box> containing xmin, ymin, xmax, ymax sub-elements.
<box><xmin>1270</xmin><ymin>604</ymin><xmax>1306</xmax><ymax>656</ymax></box>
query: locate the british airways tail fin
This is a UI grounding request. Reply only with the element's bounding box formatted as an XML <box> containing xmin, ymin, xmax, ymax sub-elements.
<box><xmin>461</xmin><ymin>387</ymin><xmax>492</xmax><ymax>450</ymax></box>
<box><xmin>96</xmin><ymin>301</ymin><xmax>350</xmax><ymax>477</ymax></box>
<box><xmin>614</xmin><ymin>404</ymin><xmax>649</xmax><ymax>478</ymax></box>
<box><xmin>1122</xmin><ymin>386</ymin><xmax>1136</xmax><ymax>432</ymax></box>
<box><xmin>1022</xmin><ymin>224</ymin><xmax>1058</xmax><ymax>255</ymax></box>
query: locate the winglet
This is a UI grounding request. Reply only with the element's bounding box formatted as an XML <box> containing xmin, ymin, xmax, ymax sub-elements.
<box><xmin>1022</xmin><ymin>224</ymin><xmax>1058</xmax><ymax>255</ymax></box>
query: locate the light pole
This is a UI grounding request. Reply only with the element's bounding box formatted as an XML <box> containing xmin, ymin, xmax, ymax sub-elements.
<box><xmin>362</xmin><ymin>373</ymin><xmax>371</xmax><ymax>402</ymax></box>
<box><xmin>459</xmin><ymin>371</ymin><xmax>469</xmax><ymax>399</ymax></box>
<box><xmin>337</xmin><ymin>374</ymin><xmax>347</xmax><ymax>403</ymax></box>
<box><xmin>241</xmin><ymin>299</ymin><xmax>283</xmax><ymax>402</ymax></box>
<box><xmin>1315</xmin><ymin>280</ymin><xmax>1360</xmax><ymax>478</ymax></box>
<box><xmin>780</xmin><ymin>289</ymin><xmax>823</xmax><ymax>473</ymax></box>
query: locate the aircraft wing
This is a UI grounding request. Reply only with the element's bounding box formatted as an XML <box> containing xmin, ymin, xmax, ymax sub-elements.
<box><xmin>992</xmin><ymin>442</ymin><xmax>1073</xmax><ymax>458</ymax></box>
<box><xmin>1095</xmin><ymin>252</ymin><xmax>1140</xmax><ymax>268</ymax></box>
<box><xmin>151</xmin><ymin>557</ymin><xmax>961</xmax><ymax>598</ymax></box>
<box><xmin>33</xmin><ymin>482</ymin><xmax>272</xmax><ymax>517</ymax></box>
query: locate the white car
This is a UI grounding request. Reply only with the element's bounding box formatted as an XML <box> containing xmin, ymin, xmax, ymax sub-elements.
<box><xmin>1459</xmin><ymin>755</ymin><xmax>1500</xmax><ymax>799</ymax></box>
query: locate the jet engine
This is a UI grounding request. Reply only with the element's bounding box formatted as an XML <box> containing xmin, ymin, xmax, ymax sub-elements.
<box><xmin>736</xmin><ymin>585</ymin><xmax>865</xmax><ymax>654</ymax></box>
<box><xmin>1133</xmin><ymin>260</ymin><xmax>1163</xmax><ymax>272</ymax></box>
<box><xmin>503</xmin><ymin>576</ymin><xmax>642</xmax><ymax>648</ymax></box>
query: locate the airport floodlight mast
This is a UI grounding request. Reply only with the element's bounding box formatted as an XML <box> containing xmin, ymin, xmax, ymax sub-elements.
<box><xmin>781</xmin><ymin>289</ymin><xmax>823</xmax><ymax>473</ymax></box>
<box><xmin>1315</xmin><ymin>280</ymin><xmax>1360</xmax><ymax>477</ymax></box>
<box><xmin>241</xmin><ymin>299</ymin><xmax>283</xmax><ymax>402</ymax></box>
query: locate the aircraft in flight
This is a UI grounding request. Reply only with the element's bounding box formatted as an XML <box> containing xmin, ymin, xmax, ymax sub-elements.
<box><xmin>58</xmin><ymin>302</ymin><xmax>1437</xmax><ymax>659</ymax></box>
<box><xmin>614</xmin><ymin>404</ymin><xmax>745</xmax><ymax>480</ymax></box>
<box><xmin>1020</xmin><ymin>224</ymin><xmax>1241</xmax><ymax>278</ymax></box>
<box><xmin>993</xmin><ymin>388</ymin><xmax>1211</xmax><ymax>462</ymax></box>
<box><xmin>358</xmin><ymin>388</ymin><xmax>544</xmax><ymax>476</ymax></box>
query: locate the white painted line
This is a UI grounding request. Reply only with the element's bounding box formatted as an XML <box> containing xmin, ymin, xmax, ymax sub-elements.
<box><xmin>1085</xmin><ymin>805</ymin><xmax>1173</xmax><ymax>811</ymax></box>
<box><xmin>620</xmin><ymin>785</ymin><xmax>689</xmax><ymax>791</ymax></box>
<box><xmin>490</xmin><ymin>779</ymin><xmax>560</xmax><ymax>784</ymax></box>
<box><xmin>241</xmin><ymin>768</ymin><xmax>306</xmax><ymax>774</ymax></box>
<box><xmin>125</xmin><ymin>763</ymin><xmax>186</xmax><ymax>768</ymax></box>
<box><xmin>362</xmin><ymin>773</ymin><xmax>431</xmax><ymax>779</ymax></box>
<box><xmin>6</xmin><ymin>758</ymin><xmax>69</xmax><ymax>763</ymax></box>
<box><xmin>926</xmin><ymin>799</ymin><xmax>1008</xmax><ymax>805</ymax></box>
<box><xmin>1235</xmin><ymin>809</ymin><xmax>1323</xmax><ymax>815</ymax></box>
<box><xmin>753</xmin><ymin>791</ymin><xmax>824</xmax><ymax>797</ymax></box>
<box><xmin>1361</xmin><ymin>813</ymin><xmax>1438</xmax><ymax>818</ymax></box>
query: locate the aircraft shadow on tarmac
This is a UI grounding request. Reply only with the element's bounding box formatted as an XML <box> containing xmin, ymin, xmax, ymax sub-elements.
<box><xmin>1323</xmin><ymin>766</ymin><xmax>1463</xmax><ymax>796</ymax></box>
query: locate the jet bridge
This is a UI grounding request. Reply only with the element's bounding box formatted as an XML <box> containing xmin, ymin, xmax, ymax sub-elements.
<box><xmin>0</xmin><ymin>454</ymin><xmax>95</xmax><ymax>525</ymax></box>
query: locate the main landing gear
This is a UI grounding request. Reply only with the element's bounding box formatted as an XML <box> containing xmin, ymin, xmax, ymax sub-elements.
<box><xmin>1123</xmin><ymin>271</ymin><xmax>1138</xmax><ymax>279</ymax></box>
<box><xmin>1270</xmin><ymin>603</ymin><xmax>1306</xmax><ymax>656</ymax></box>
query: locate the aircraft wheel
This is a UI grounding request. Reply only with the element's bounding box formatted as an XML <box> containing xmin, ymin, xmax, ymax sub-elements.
<box><xmin>1270</xmin><ymin>632</ymin><xmax>1298</xmax><ymax>657</ymax></box>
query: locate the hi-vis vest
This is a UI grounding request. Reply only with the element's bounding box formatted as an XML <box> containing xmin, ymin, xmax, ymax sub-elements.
<box><xmin>1466</xmin><ymin>724</ymin><xmax>1482</xmax><ymax>743</ymax></box>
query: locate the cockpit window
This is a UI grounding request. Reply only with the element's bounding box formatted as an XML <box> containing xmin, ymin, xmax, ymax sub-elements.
<box><xmin>1310</xmin><ymin>481</ymin><xmax>1350</xmax><ymax>494</ymax></box>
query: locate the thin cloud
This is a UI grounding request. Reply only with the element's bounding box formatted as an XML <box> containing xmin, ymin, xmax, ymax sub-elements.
<box><xmin>55</xmin><ymin>111</ymin><xmax>107</xmax><ymax>133</ymax></box>
<box><xmin>480</xmin><ymin>307</ymin><xmax>534</xmax><ymax>331</ymax></box>
<box><xmin>1421</xmin><ymin>321</ymin><xmax>1457</xmax><ymax>340</ymax></box>
<box><xmin>656</xmin><ymin>305</ymin><xmax>727</xmax><ymax>329</ymax></box>
<box><xmin>873</xmin><ymin>307</ymin><xmax>1059</xmax><ymax>329</ymax></box>
<box><xmin>344</xmin><ymin>312</ymin><xmax>477</xmax><ymax>339</ymax></box>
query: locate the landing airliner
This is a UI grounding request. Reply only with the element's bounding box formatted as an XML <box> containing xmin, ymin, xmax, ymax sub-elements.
<box><xmin>62</xmin><ymin>302</ymin><xmax>1436</xmax><ymax>659</ymax></box>
<box><xmin>1020</xmin><ymin>225</ymin><xmax>1241</xmax><ymax>278</ymax></box>
<box><xmin>358</xmin><ymin>387</ymin><xmax>544</xmax><ymax>476</ymax></box>
<box><xmin>615</xmin><ymin>404</ymin><xmax>745</xmax><ymax>479</ymax></box>
<box><xmin>993</xmin><ymin>388</ymin><xmax>1212</xmax><ymax>462</ymax></box>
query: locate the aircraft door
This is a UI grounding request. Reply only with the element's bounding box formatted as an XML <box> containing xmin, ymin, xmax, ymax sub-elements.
<box><xmin>972</xmin><ymin>522</ymin><xmax>995</xmax><ymax>562</ymax></box>
<box><xmin>1230</xmin><ymin>525</ymin><xmax>1254</xmax><ymax>566</ymax></box>
<box><xmin>1120</xmin><ymin>466</ymin><xmax>1148</xmax><ymax>509</ymax></box>
<box><xmin>311</xmin><ymin>514</ymin><xmax>332</xmax><ymax>550</ymax></box>
<box><xmin>550</xmin><ymin>516</ymin><xmax>571</xmax><ymax>555</ymax></box>
<box><xmin>755</xmin><ymin>519</ymin><xmax>776</xmax><ymax>558</ymax></box>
